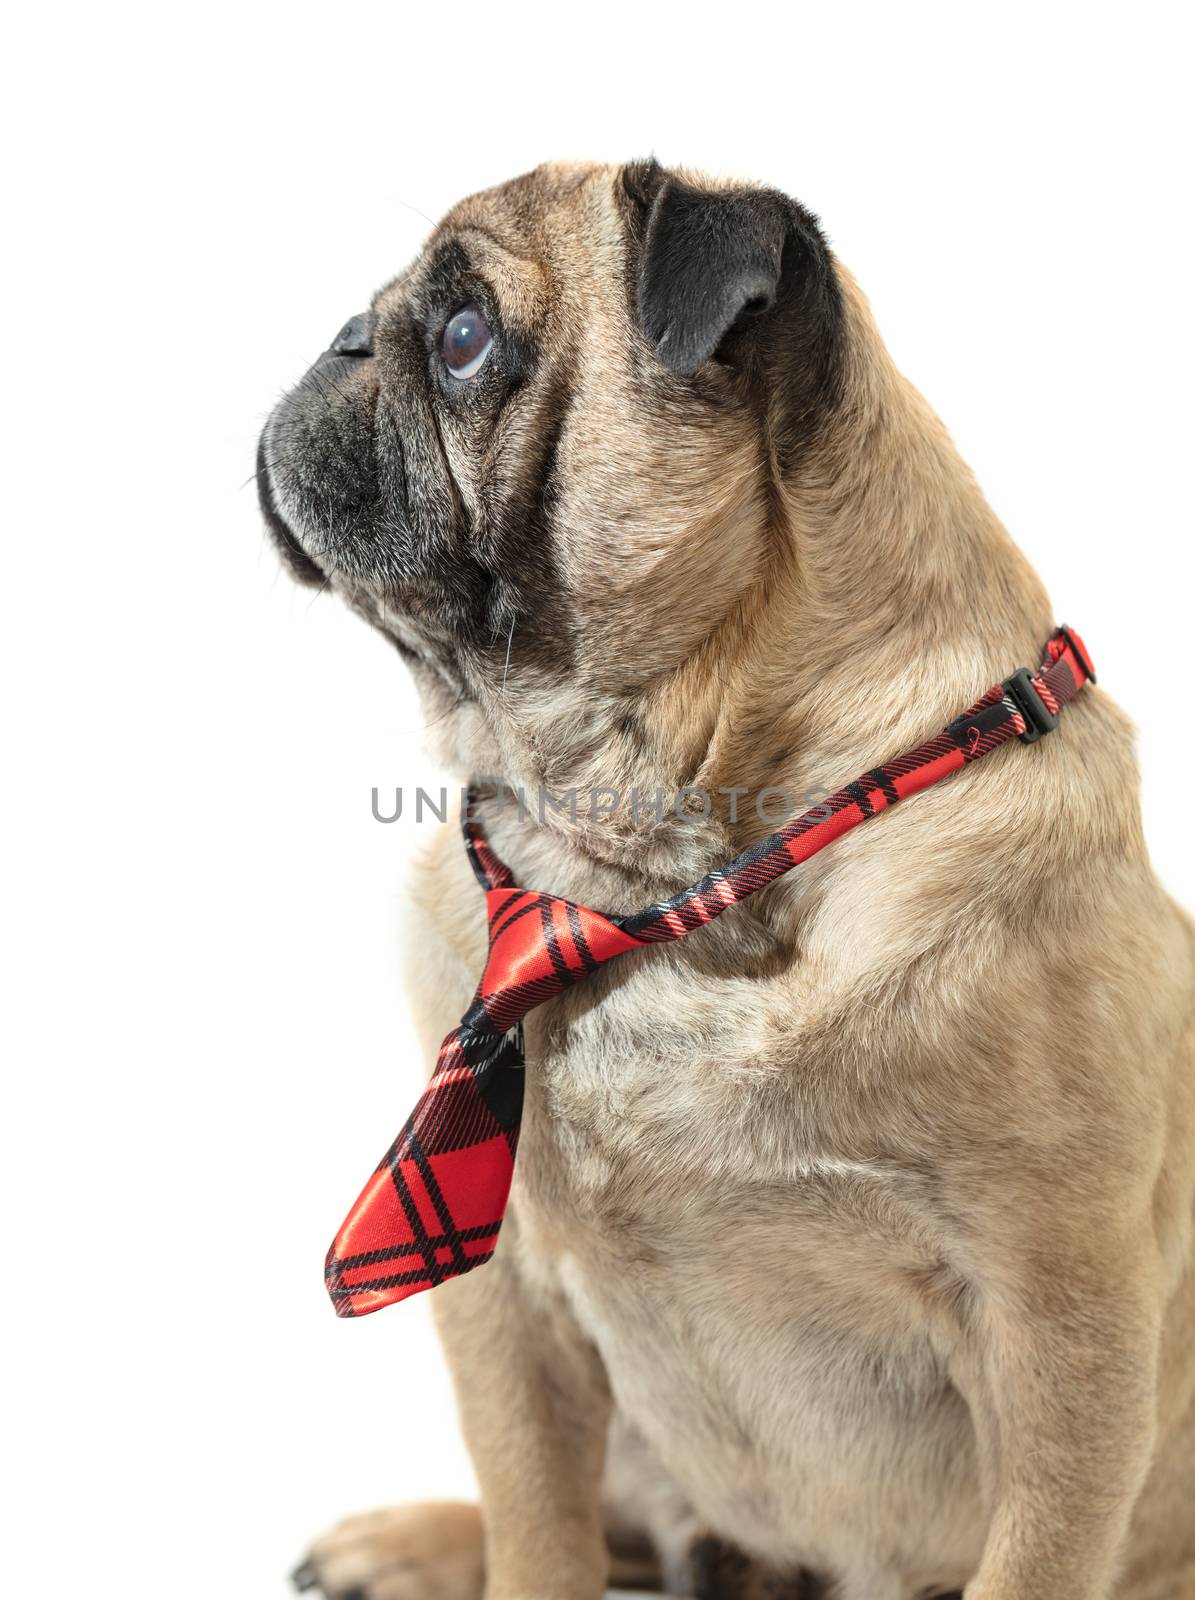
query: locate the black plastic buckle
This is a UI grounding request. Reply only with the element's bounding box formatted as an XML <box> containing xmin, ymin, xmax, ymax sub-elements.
<box><xmin>1002</xmin><ymin>667</ymin><xmax>1059</xmax><ymax>743</ymax></box>
<box><xmin>947</xmin><ymin>697</ymin><xmax>1012</xmax><ymax>750</ymax></box>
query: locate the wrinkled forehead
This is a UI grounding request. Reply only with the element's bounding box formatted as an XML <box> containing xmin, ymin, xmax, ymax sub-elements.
<box><xmin>383</xmin><ymin>162</ymin><xmax>624</xmax><ymax>333</ymax></box>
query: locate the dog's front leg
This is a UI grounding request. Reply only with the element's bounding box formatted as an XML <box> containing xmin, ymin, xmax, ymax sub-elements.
<box><xmin>955</xmin><ymin>1225</ymin><xmax>1163</xmax><ymax>1600</ymax></box>
<box><xmin>433</xmin><ymin>1246</ymin><xmax>611</xmax><ymax>1600</ymax></box>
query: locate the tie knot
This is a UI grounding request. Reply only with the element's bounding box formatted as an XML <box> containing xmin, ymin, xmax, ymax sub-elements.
<box><xmin>460</xmin><ymin>888</ymin><xmax>644</xmax><ymax>1035</ymax></box>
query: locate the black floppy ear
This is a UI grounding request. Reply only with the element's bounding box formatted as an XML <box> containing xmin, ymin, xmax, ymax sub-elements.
<box><xmin>633</xmin><ymin>167</ymin><xmax>795</xmax><ymax>375</ymax></box>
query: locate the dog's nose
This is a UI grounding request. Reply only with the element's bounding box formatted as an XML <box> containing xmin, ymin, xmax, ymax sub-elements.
<box><xmin>330</xmin><ymin>312</ymin><xmax>376</xmax><ymax>358</ymax></box>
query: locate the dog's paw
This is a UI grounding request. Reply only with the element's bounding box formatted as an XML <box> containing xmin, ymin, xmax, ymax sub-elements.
<box><xmin>292</xmin><ymin>1502</ymin><xmax>485</xmax><ymax>1600</ymax></box>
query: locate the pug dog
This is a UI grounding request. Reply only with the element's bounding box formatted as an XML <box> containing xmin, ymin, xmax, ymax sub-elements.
<box><xmin>259</xmin><ymin>161</ymin><xmax>1195</xmax><ymax>1600</ymax></box>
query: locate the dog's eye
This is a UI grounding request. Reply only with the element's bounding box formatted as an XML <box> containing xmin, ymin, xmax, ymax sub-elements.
<box><xmin>441</xmin><ymin>304</ymin><xmax>493</xmax><ymax>380</ymax></box>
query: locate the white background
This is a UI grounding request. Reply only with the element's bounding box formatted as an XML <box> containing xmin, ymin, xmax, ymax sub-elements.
<box><xmin>3</xmin><ymin>4</ymin><xmax>1192</xmax><ymax>1595</ymax></box>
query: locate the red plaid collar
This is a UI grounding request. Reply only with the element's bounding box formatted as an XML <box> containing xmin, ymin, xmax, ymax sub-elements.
<box><xmin>325</xmin><ymin>627</ymin><xmax>1096</xmax><ymax>1316</ymax></box>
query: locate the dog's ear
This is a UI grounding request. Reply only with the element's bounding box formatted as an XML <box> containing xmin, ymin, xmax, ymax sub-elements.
<box><xmin>628</xmin><ymin>161</ymin><xmax>812</xmax><ymax>376</ymax></box>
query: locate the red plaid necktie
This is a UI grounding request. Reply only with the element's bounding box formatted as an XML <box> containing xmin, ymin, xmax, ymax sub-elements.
<box><xmin>326</xmin><ymin>628</ymin><xmax>1096</xmax><ymax>1316</ymax></box>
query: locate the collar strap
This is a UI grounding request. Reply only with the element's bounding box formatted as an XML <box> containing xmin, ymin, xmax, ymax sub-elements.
<box><xmin>325</xmin><ymin>627</ymin><xmax>1095</xmax><ymax>1316</ymax></box>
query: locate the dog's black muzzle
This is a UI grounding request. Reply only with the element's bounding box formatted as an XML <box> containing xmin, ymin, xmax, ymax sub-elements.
<box><xmin>257</xmin><ymin>311</ymin><xmax>382</xmax><ymax>586</ymax></box>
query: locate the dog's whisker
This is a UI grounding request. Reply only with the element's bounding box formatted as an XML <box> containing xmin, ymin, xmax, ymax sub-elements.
<box><xmin>305</xmin><ymin>574</ymin><xmax>333</xmax><ymax>610</ymax></box>
<box><xmin>500</xmin><ymin>615</ymin><xmax>516</xmax><ymax>693</ymax></box>
<box><xmin>394</xmin><ymin>195</ymin><xmax>436</xmax><ymax>228</ymax></box>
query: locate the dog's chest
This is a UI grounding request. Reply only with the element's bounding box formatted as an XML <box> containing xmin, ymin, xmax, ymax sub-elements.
<box><xmin>515</xmin><ymin>974</ymin><xmax>986</xmax><ymax>1585</ymax></box>
<box><xmin>562</xmin><ymin>1221</ymin><xmax>983</xmax><ymax>1588</ymax></box>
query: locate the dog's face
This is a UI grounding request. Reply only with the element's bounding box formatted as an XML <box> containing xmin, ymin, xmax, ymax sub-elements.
<box><xmin>259</xmin><ymin>160</ymin><xmax>842</xmax><ymax>779</ymax></box>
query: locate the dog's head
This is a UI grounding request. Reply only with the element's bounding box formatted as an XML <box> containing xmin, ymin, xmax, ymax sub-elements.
<box><xmin>259</xmin><ymin>160</ymin><xmax>843</xmax><ymax>786</ymax></box>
